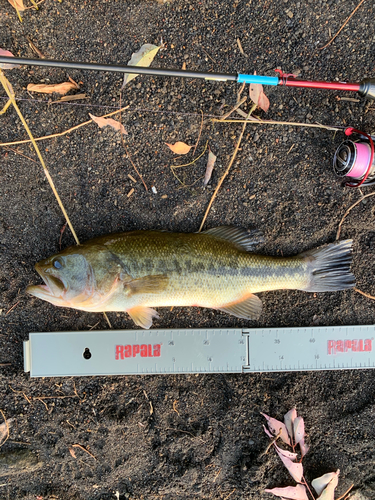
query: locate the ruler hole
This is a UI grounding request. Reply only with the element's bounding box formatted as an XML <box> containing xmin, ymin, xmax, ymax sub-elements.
<box><xmin>83</xmin><ymin>347</ymin><xmax>92</xmax><ymax>360</ymax></box>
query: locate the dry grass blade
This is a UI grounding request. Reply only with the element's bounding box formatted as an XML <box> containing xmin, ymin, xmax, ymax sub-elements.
<box><xmin>72</xmin><ymin>444</ymin><xmax>96</xmax><ymax>460</ymax></box>
<box><xmin>319</xmin><ymin>0</ymin><xmax>366</xmax><ymax>50</ymax></box>
<box><xmin>336</xmin><ymin>484</ymin><xmax>354</xmax><ymax>500</ymax></box>
<box><xmin>0</xmin><ymin>106</ymin><xmax>130</xmax><ymax>147</ymax></box>
<box><xmin>219</xmin><ymin>96</ymin><xmax>247</xmax><ymax>121</ymax></box>
<box><xmin>213</xmin><ymin>117</ymin><xmax>341</xmax><ymax>132</ymax></box>
<box><xmin>354</xmin><ymin>288</ymin><xmax>375</xmax><ymax>301</ymax></box>
<box><xmin>199</xmin><ymin>104</ymin><xmax>257</xmax><ymax>232</ymax></box>
<box><xmin>0</xmin><ymin>69</ymin><xmax>80</xmax><ymax>245</ymax></box>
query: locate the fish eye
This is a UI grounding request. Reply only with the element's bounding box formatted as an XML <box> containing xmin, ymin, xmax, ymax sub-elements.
<box><xmin>53</xmin><ymin>258</ymin><xmax>63</xmax><ymax>269</ymax></box>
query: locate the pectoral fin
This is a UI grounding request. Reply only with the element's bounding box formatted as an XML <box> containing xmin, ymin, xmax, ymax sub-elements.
<box><xmin>123</xmin><ymin>274</ymin><xmax>168</xmax><ymax>296</ymax></box>
<box><xmin>127</xmin><ymin>306</ymin><xmax>160</xmax><ymax>329</ymax></box>
<box><xmin>217</xmin><ymin>293</ymin><xmax>262</xmax><ymax>320</ymax></box>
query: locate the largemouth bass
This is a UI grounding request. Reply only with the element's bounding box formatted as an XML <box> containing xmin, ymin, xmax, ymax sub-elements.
<box><xmin>27</xmin><ymin>227</ymin><xmax>355</xmax><ymax>329</ymax></box>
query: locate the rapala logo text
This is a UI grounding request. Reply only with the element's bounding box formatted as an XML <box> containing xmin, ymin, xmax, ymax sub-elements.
<box><xmin>327</xmin><ymin>339</ymin><xmax>372</xmax><ymax>355</ymax></box>
<box><xmin>115</xmin><ymin>344</ymin><xmax>161</xmax><ymax>360</ymax></box>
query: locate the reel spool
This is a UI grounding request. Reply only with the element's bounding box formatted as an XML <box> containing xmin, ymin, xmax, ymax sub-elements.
<box><xmin>333</xmin><ymin>128</ymin><xmax>375</xmax><ymax>187</ymax></box>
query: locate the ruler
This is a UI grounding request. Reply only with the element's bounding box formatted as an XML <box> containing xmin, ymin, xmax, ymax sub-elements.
<box><xmin>23</xmin><ymin>325</ymin><xmax>375</xmax><ymax>378</ymax></box>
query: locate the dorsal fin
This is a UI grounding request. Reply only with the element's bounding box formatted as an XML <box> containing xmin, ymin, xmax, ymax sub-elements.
<box><xmin>201</xmin><ymin>226</ymin><xmax>264</xmax><ymax>251</ymax></box>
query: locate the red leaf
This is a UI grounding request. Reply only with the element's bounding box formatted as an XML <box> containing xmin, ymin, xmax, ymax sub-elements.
<box><xmin>312</xmin><ymin>470</ymin><xmax>340</xmax><ymax>497</ymax></box>
<box><xmin>265</xmin><ymin>484</ymin><xmax>308</xmax><ymax>500</ymax></box>
<box><xmin>274</xmin><ymin>443</ymin><xmax>298</xmax><ymax>461</ymax></box>
<box><xmin>284</xmin><ymin>408</ymin><xmax>297</xmax><ymax>442</ymax></box>
<box><xmin>261</xmin><ymin>413</ymin><xmax>291</xmax><ymax>446</ymax></box>
<box><xmin>293</xmin><ymin>417</ymin><xmax>305</xmax><ymax>444</ymax></box>
<box><xmin>275</xmin><ymin>447</ymin><xmax>303</xmax><ymax>483</ymax></box>
<box><xmin>0</xmin><ymin>48</ymin><xmax>21</xmax><ymax>70</ymax></box>
<box><xmin>203</xmin><ymin>149</ymin><xmax>216</xmax><ymax>186</ymax></box>
<box><xmin>249</xmin><ymin>72</ymin><xmax>270</xmax><ymax>112</ymax></box>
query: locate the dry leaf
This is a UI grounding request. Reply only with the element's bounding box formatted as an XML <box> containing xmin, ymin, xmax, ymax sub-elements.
<box><xmin>284</xmin><ymin>408</ymin><xmax>297</xmax><ymax>441</ymax></box>
<box><xmin>0</xmin><ymin>48</ymin><xmax>21</xmax><ymax>70</ymax></box>
<box><xmin>316</xmin><ymin>472</ymin><xmax>339</xmax><ymax>500</ymax></box>
<box><xmin>265</xmin><ymin>484</ymin><xmax>308</xmax><ymax>500</ymax></box>
<box><xmin>89</xmin><ymin>113</ymin><xmax>128</xmax><ymax>135</ymax></box>
<box><xmin>275</xmin><ymin>448</ymin><xmax>303</xmax><ymax>483</ymax></box>
<box><xmin>273</xmin><ymin>443</ymin><xmax>298</xmax><ymax>461</ymax></box>
<box><xmin>7</xmin><ymin>0</ymin><xmax>25</xmax><ymax>12</ymax></box>
<box><xmin>293</xmin><ymin>416</ymin><xmax>309</xmax><ymax>457</ymax></box>
<box><xmin>165</xmin><ymin>142</ymin><xmax>192</xmax><ymax>155</ymax></box>
<box><xmin>203</xmin><ymin>149</ymin><xmax>217</xmax><ymax>186</ymax></box>
<box><xmin>312</xmin><ymin>471</ymin><xmax>340</xmax><ymax>497</ymax></box>
<box><xmin>56</xmin><ymin>94</ymin><xmax>87</xmax><ymax>102</ymax></box>
<box><xmin>261</xmin><ymin>412</ymin><xmax>291</xmax><ymax>446</ymax></box>
<box><xmin>69</xmin><ymin>447</ymin><xmax>77</xmax><ymax>459</ymax></box>
<box><xmin>249</xmin><ymin>72</ymin><xmax>270</xmax><ymax>112</ymax></box>
<box><xmin>27</xmin><ymin>81</ymin><xmax>79</xmax><ymax>95</ymax></box>
<box><xmin>122</xmin><ymin>44</ymin><xmax>161</xmax><ymax>89</ymax></box>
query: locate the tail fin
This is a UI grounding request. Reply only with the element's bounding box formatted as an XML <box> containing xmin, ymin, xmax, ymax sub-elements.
<box><xmin>301</xmin><ymin>240</ymin><xmax>355</xmax><ymax>292</ymax></box>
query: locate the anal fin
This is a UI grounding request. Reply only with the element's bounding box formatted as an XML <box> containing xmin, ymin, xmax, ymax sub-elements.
<box><xmin>217</xmin><ymin>293</ymin><xmax>262</xmax><ymax>320</ymax></box>
<box><xmin>127</xmin><ymin>306</ymin><xmax>159</xmax><ymax>329</ymax></box>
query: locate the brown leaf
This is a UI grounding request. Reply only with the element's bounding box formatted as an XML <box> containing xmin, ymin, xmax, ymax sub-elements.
<box><xmin>203</xmin><ymin>149</ymin><xmax>217</xmax><ymax>186</ymax></box>
<box><xmin>7</xmin><ymin>0</ymin><xmax>25</xmax><ymax>12</ymax></box>
<box><xmin>89</xmin><ymin>113</ymin><xmax>128</xmax><ymax>135</ymax></box>
<box><xmin>165</xmin><ymin>142</ymin><xmax>192</xmax><ymax>155</ymax></box>
<box><xmin>56</xmin><ymin>94</ymin><xmax>87</xmax><ymax>102</ymax></box>
<box><xmin>0</xmin><ymin>48</ymin><xmax>21</xmax><ymax>70</ymax></box>
<box><xmin>249</xmin><ymin>72</ymin><xmax>270</xmax><ymax>112</ymax></box>
<box><xmin>27</xmin><ymin>81</ymin><xmax>79</xmax><ymax>95</ymax></box>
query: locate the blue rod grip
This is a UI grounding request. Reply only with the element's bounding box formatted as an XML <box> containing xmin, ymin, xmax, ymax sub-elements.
<box><xmin>237</xmin><ymin>74</ymin><xmax>279</xmax><ymax>85</ymax></box>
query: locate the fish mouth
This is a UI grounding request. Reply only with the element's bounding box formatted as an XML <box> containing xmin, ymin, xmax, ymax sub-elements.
<box><xmin>27</xmin><ymin>264</ymin><xmax>65</xmax><ymax>301</ymax></box>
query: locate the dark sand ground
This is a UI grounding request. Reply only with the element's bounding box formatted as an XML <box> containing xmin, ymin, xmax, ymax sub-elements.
<box><xmin>1</xmin><ymin>0</ymin><xmax>375</xmax><ymax>498</ymax></box>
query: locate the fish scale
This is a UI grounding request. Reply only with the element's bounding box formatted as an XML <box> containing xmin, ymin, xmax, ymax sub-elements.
<box><xmin>102</xmin><ymin>231</ymin><xmax>309</xmax><ymax>308</ymax></box>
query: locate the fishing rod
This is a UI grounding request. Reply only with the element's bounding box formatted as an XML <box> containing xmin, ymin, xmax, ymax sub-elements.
<box><xmin>0</xmin><ymin>55</ymin><xmax>375</xmax><ymax>100</ymax></box>
<box><xmin>1</xmin><ymin>55</ymin><xmax>375</xmax><ymax>187</ymax></box>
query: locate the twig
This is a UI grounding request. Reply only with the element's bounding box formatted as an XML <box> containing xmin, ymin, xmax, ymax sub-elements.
<box><xmin>260</xmin><ymin>428</ymin><xmax>282</xmax><ymax>457</ymax></box>
<box><xmin>199</xmin><ymin>104</ymin><xmax>256</xmax><ymax>232</ymax></box>
<box><xmin>173</xmin><ymin>400</ymin><xmax>180</xmax><ymax>416</ymax></box>
<box><xmin>171</xmin><ymin>141</ymin><xmax>208</xmax><ymax>169</ymax></box>
<box><xmin>103</xmin><ymin>312</ymin><xmax>112</xmax><ymax>328</ymax></box>
<box><xmin>336</xmin><ymin>191</ymin><xmax>375</xmax><ymax>240</ymax></box>
<box><xmin>302</xmin><ymin>475</ymin><xmax>317</xmax><ymax>500</ymax></box>
<box><xmin>219</xmin><ymin>96</ymin><xmax>247</xmax><ymax>121</ymax></box>
<box><xmin>72</xmin><ymin>444</ymin><xmax>96</xmax><ymax>460</ymax></box>
<box><xmin>223</xmin><ymin>489</ymin><xmax>236</xmax><ymax>500</ymax></box>
<box><xmin>170</xmin><ymin>142</ymin><xmax>208</xmax><ymax>189</ymax></box>
<box><xmin>124</xmin><ymin>145</ymin><xmax>148</xmax><ymax>191</ymax></box>
<box><xmin>0</xmin><ymin>106</ymin><xmax>130</xmax><ymax>147</ymax></box>
<box><xmin>4</xmin><ymin>147</ymin><xmax>37</xmax><ymax>163</ymax></box>
<box><xmin>319</xmin><ymin>0</ymin><xmax>366</xmax><ymax>50</ymax></box>
<box><xmin>336</xmin><ymin>484</ymin><xmax>354</xmax><ymax>500</ymax></box>
<box><xmin>5</xmin><ymin>302</ymin><xmax>19</xmax><ymax>316</ymax></box>
<box><xmin>193</xmin><ymin>110</ymin><xmax>204</xmax><ymax>155</ymax></box>
<box><xmin>59</xmin><ymin>222</ymin><xmax>67</xmax><ymax>250</ymax></box>
<box><xmin>354</xmin><ymin>288</ymin><xmax>375</xmax><ymax>300</ymax></box>
<box><xmin>213</xmin><ymin>117</ymin><xmax>342</xmax><ymax>131</ymax></box>
<box><xmin>0</xmin><ymin>70</ymin><xmax>80</xmax><ymax>246</ymax></box>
